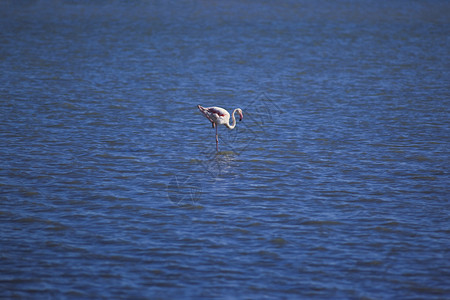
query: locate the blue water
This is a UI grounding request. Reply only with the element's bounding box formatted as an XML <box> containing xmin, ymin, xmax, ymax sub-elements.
<box><xmin>1</xmin><ymin>0</ymin><xmax>449</xmax><ymax>298</ymax></box>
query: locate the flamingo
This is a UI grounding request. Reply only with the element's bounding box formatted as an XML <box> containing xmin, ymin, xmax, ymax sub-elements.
<box><xmin>197</xmin><ymin>105</ymin><xmax>243</xmax><ymax>151</ymax></box>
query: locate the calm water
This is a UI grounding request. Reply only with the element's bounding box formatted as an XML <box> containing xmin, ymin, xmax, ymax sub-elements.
<box><xmin>1</xmin><ymin>0</ymin><xmax>449</xmax><ymax>298</ymax></box>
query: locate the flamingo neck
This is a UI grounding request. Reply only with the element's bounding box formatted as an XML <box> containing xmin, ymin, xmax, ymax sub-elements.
<box><xmin>225</xmin><ymin>109</ymin><xmax>238</xmax><ymax>129</ymax></box>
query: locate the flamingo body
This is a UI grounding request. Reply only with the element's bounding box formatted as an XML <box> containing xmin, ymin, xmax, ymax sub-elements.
<box><xmin>197</xmin><ymin>105</ymin><xmax>243</xmax><ymax>151</ymax></box>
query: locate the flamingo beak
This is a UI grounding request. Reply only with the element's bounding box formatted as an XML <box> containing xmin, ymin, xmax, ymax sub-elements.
<box><xmin>239</xmin><ymin>111</ymin><xmax>243</xmax><ymax>121</ymax></box>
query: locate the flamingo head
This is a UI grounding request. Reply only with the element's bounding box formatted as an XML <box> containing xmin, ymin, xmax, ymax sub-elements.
<box><xmin>236</xmin><ymin>108</ymin><xmax>243</xmax><ymax>121</ymax></box>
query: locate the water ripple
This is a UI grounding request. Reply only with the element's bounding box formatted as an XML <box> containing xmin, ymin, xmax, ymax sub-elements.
<box><xmin>1</xmin><ymin>0</ymin><xmax>449</xmax><ymax>299</ymax></box>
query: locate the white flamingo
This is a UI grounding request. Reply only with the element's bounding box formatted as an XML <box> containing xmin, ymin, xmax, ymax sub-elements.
<box><xmin>197</xmin><ymin>105</ymin><xmax>243</xmax><ymax>151</ymax></box>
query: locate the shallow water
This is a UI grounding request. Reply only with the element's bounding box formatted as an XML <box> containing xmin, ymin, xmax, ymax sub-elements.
<box><xmin>1</xmin><ymin>0</ymin><xmax>449</xmax><ymax>298</ymax></box>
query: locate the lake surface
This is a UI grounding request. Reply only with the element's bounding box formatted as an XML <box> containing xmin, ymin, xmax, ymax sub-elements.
<box><xmin>1</xmin><ymin>0</ymin><xmax>449</xmax><ymax>298</ymax></box>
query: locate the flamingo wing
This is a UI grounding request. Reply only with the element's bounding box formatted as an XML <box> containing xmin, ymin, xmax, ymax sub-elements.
<box><xmin>207</xmin><ymin>107</ymin><xmax>230</xmax><ymax>125</ymax></box>
<box><xmin>207</xmin><ymin>107</ymin><xmax>226</xmax><ymax>118</ymax></box>
<box><xmin>198</xmin><ymin>105</ymin><xmax>229</xmax><ymax>124</ymax></box>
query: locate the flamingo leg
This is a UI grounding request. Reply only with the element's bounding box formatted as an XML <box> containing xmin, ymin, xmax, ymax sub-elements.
<box><xmin>215</xmin><ymin>125</ymin><xmax>219</xmax><ymax>152</ymax></box>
